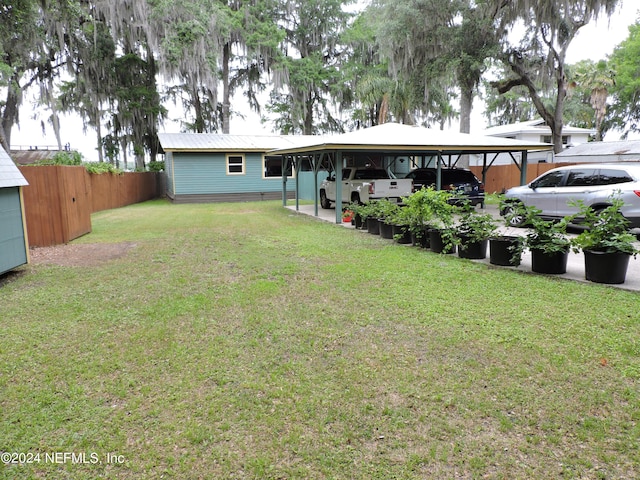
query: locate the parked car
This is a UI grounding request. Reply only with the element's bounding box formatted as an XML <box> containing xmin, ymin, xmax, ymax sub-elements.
<box><xmin>404</xmin><ymin>168</ymin><xmax>485</xmax><ymax>206</ymax></box>
<box><xmin>319</xmin><ymin>168</ymin><xmax>413</xmax><ymax>208</ymax></box>
<box><xmin>502</xmin><ymin>163</ymin><xmax>640</xmax><ymax>228</ymax></box>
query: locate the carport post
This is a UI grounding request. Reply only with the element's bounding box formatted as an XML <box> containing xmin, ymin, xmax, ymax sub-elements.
<box><xmin>294</xmin><ymin>155</ymin><xmax>300</xmax><ymax>211</ymax></box>
<box><xmin>281</xmin><ymin>154</ymin><xmax>287</xmax><ymax>207</ymax></box>
<box><xmin>334</xmin><ymin>151</ymin><xmax>343</xmax><ymax>224</ymax></box>
<box><xmin>436</xmin><ymin>153</ymin><xmax>443</xmax><ymax>190</ymax></box>
<box><xmin>520</xmin><ymin>150</ymin><xmax>528</xmax><ymax>185</ymax></box>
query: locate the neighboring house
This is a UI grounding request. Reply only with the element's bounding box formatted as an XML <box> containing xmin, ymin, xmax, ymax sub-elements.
<box><xmin>473</xmin><ymin>119</ymin><xmax>595</xmax><ymax>165</ymax></box>
<box><xmin>158</xmin><ymin>133</ymin><xmax>321</xmax><ymax>203</ymax></box>
<box><xmin>0</xmin><ymin>146</ymin><xmax>29</xmax><ymax>275</ymax></box>
<box><xmin>555</xmin><ymin>139</ymin><xmax>640</xmax><ymax>163</ymax></box>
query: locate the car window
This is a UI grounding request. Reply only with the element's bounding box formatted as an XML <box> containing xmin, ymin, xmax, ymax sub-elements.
<box><xmin>442</xmin><ymin>171</ymin><xmax>477</xmax><ymax>184</ymax></box>
<box><xmin>597</xmin><ymin>169</ymin><xmax>634</xmax><ymax>185</ymax></box>
<box><xmin>565</xmin><ymin>169</ymin><xmax>598</xmax><ymax>186</ymax></box>
<box><xmin>533</xmin><ymin>170</ymin><xmax>565</xmax><ymax>187</ymax></box>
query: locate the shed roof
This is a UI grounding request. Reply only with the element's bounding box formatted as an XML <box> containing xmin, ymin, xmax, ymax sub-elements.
<box><xmin>0</xmin><ymin>145</ymin><xmax>28</xmax><ymax>188</ymax></box>
<box><xmin>158</xmin><ymin>133</ymin><xmax>318</xmax><ymax>152</ymax></box>
<box><xmin>555</xmin><ymin>139</ymin><xmax>640</xmax><ymax>158</ymax></box>
<box><xmin>269</xmin><ymin>122</ymin><xmax>552</xmax><ymax>155</ymax></box>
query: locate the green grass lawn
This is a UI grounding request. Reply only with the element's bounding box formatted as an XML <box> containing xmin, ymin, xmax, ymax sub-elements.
<box><xmin>1</xmin><ymin>200</ymin><xmax>639</xmax><ymax>479</ymax></box>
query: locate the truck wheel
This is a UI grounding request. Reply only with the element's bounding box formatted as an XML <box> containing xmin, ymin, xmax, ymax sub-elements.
<box><xmin>320</xmin><ymin>190</ymin><xmax>331</xmax><ymax>209</ymax></box>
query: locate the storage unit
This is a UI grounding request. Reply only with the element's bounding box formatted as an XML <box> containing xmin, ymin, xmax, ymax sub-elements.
<box><xmin>0</xmin><ymin>146</ymin><xmax>29</xmax><ymax>275</ymax></box>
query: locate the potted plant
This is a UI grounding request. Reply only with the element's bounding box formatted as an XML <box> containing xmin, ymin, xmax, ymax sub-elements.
<box><xmin>571</xmin><ymin>197</ymin><xmax>639</xmax><ymax>284</ymax></box>
<box><xmin>375</xmin><ymin>199</ymin><xmax>401</xmax><ymax>239</ymax></box>
<box><xmin>489</xmin><ymin>196</ymin><xmax>525</xmax><ymax>266</ymax></box>
<box><xmin>402</xmin><ymin>188</ymin><xmax>436</xmax><ymax>248</ymax></box>
<box><xmin>389</xmin><ymin>207</ymin><xmax>414</xmax><ymax>244</ymax></box>
<box><xmin>424</xmin><ymin>189</ymin><xmax>456</xmax><ymax>254</ymax></box>
<box><xmin>360</xmin><ymin>201</ymin><xmax>381</xmax><ymax>234</ymax></box>
<box><xmin>523</xmin><ymin>205</ymin><xmax>574</xmax><ymax>274</ymax></box>
<box><xmin>453</xmin><ymin>203</ymin><xmax>498</xmax><ymax>259</ymax></box>
<box><xmin>345</xmin><ymin>201</ymin><xmax>366</xmax><ymax>229</ymax></box>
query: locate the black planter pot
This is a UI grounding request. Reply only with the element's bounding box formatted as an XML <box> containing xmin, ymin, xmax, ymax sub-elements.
<box><xmin>379</xmin><ymin>220</ymin><xmax>394</xmax><ymax>239</ymax></box>
<box><xmin>584</xmin><ymin>250</ymin><xmax>631</xmax><ymax>284</ymax></box>
<box><xmin>457</xmin><ymin>237</ymin><xmax>488</xmax><ymax>259</ymax></box>
<box><xmin>354</xmin><ymin>213</ymin><xmax>364</xmax><ymax>229</ymax></box>
<box><xmin>366</xmin><ymin>217</ymin><xmax>380</xmax><ymax>235</ymax></box>
<box><xmin>489</xmin><ymin>236</ymin><xmax>523</xmax><ymax>266</ymax></box>
<box><xmin>411</xmin><ymin>227</ymin><xmax>431</xmax><ymax>249</ymax></box>
<box><xmin>531</xmin><ymin>248</ymin><xmax>569</xmax><ymax>274</ymax></box>
<box><xmin>392</xmin><ymin>224</ymin><xmax>412</xmax><ymax>244</ymax></box>
<box><xmin>428</xmin><ymin>228</ymin><xmax>456</xmax><ymax>254</ymax></box>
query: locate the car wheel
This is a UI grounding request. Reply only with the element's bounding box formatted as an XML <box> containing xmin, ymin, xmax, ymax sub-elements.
<box><xmin>504</xmin><ymin>203</ymin><xmax>525</xmax><ymax>227</ymax></box>
<box><xmin>320</xmin><ymin>190</ymin><xmax>331</xmax><ymax>209</ymax></box>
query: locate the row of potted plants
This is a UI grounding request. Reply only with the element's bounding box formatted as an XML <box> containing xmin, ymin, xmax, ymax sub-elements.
<box><xmin>345</xmin><ymin>188</ymin><xmax>639</xmax><ymax>285</ymax></box>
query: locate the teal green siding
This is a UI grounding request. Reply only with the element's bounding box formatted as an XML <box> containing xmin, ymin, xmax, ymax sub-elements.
<box><xmin>0</xmin><ymin>187</ymin><xmax>28</xmax><ymax>275</ymax></box>
<box><xmin>172</xmin><ymin>152</ymin><xmax>294</xmax><ymax>195</ymax></box>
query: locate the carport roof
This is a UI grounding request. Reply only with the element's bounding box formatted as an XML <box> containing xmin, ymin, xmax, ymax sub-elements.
<box><xmin>269</xmin><ymin>123</ymin><xmax>552</xmax><ymax>155</ymax></box>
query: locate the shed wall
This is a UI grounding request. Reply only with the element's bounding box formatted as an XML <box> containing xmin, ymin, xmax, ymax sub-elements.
<box><xmin>0</xmin><ymin>187</ymin><xmax>28</xmax><ymax>274</ymax></box>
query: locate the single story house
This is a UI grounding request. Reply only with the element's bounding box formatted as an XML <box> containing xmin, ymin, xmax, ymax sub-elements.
<box><xmin>555</xmin><ymin>139</ymin><xmax>640</xmax><ymax>163</ymax></box>
<box><xmin>158</xmin><ymin>133</ymin><xmax>321</xmax><ymax>203</ymax></box>
<box><xmin>0</xmin><ymin>146</ymin><xmax>29</xmax><ymax>275</ymax></box>
<box><xmin>473</xmin><ymin>119</ymin><xmax>596</xmax><ymax>165</ymax></box>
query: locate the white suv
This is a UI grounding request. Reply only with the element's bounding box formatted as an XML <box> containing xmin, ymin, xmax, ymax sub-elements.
<box><xmin>503</xmin><ymin>163</ymin><xmax>640</xmax><ymax>228</ymax></box>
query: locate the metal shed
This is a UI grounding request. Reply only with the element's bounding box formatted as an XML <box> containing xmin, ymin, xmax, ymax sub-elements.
<box><xmin>269</xmin><ymin>123</ymin><xmax>552</xmax><ymax>223</ymax></box>
<box><xmin>0</xmin><ymin>146</ymin><xmax>29</xmax><ymax>275</ymax></box>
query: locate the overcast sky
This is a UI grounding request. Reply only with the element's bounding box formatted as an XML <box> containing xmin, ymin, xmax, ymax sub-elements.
<box><xmin>10</xmin><ymin>2</ymin><xmax>640</xmax><ymax>161</ymax></box>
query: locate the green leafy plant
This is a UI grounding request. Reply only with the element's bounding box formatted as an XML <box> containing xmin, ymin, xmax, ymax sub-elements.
<box><xmin>570</xmin><ymin>197</ymin><xmax>639</xmax><ymax>256</ymax></box>
<box><xmin>371</xmin><ymin>198</ymin><xmax>401</xmax><ymax>222</ymax></box>
<box><xmin>401</xmin><ymin>187</ymin><xmax>437</xmax><ymax>238</ymax></box>
<box><xmin>453</xmin><ymin>203</ymin><xmax>498</xmax><ymax>244</ymax></box>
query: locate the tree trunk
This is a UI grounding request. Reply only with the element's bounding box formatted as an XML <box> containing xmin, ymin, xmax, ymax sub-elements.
<box><xmin>552</xmin><ymin>63</ymin><xmax>567</xmax><ymax>155</ymax></box>
<box><xmin>1</xmin><ymin>77</ymin><xmax>21</xmax><ymax>150</ymax></box>
<box><xmin>222</xmin><ymin>43</ymin><xmax>231</xmax><ymax>134</ymax></box>
<box><xmin>459</xmin><ymin>85</ymin><xmax>473</xmax><ymax>134</ymax></box>
<box><xmin>304</xmin><ymin>95</ymin><xmax>313</xmax><ymax>135</ymax></box>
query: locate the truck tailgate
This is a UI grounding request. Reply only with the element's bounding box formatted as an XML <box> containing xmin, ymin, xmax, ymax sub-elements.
<box><xmin>369</xmin><ymin>179</ymin><xmax>412</xmax><ymax>198</ymax></box>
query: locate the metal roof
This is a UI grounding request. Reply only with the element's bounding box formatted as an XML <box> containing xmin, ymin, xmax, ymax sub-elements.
<box><xmin>555</xmin><ymin>139</ymin><xmax>640</xmax><ymax>158</ymax></box>
<box><xmin>269</xmin><ymin>123</ymin><xmax>552</xmax><ymax>155</ymax></box>
<box><xmin>0</xmin><ymin>146</ymin><xmax>28</xmax><ymax>188</ymax></box>
<box><xmin>157</xmin><ymin>133</ymin><xmax>319</xmax><ymax>152</ymax></box>
<box><xmin>482</xmin><ymin>119</ymin><xmax>596</xmax><ymax>137</ymax></box>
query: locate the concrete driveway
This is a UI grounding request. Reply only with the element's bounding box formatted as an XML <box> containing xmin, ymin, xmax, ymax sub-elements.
<box><xmin>285</xmin><ymin>203</ymin><xmax>640</xmax><ymax>292</ymax></box>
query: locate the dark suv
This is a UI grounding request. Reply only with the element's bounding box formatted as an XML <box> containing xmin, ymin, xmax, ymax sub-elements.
<box><xmin>404</xmin><ymin>168</ymin><xmax>485</xmax><ymax>206</ymax></box>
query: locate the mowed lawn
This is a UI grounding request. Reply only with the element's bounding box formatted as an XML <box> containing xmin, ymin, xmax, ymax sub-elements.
<box><xmin>1</xmin><ymin>200</ymin><xmax>639</xmax><ymax>479</ymax></box>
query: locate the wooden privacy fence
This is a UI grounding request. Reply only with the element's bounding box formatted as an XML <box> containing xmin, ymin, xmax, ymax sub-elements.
<box><xmin>469</xmin><ymin>163</ymin><xmax>572</xmax><ymax>194</ymax></box>
<box><xmin>18</xmin><ymin>166</ymin><xmax>162</xmax><ymax>247</ymax></box>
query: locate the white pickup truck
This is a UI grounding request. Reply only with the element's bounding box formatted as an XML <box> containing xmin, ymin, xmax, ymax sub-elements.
<box><xmin>319</xmin><ymin>168</ymin><xmax>413</xmax><ymax>208</ymax></box>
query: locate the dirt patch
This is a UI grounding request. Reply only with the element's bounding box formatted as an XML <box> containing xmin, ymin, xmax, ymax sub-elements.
<box><xmin>29</xmin><ymin>242</ymin><xmax>137</xmax><ymax>267</ymax></box>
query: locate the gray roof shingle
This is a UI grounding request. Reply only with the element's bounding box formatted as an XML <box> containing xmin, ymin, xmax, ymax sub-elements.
<box><xmin>0</xmin><ymin>146</ymin><xmax>28</xmax><ymax>188</ymax></box>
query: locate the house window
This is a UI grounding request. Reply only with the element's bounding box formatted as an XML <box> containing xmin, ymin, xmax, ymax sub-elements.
<box><xmin>227</xmin><ymin>154</ymin><xmax>245</xmax><ymax>175</ymax></box>
<box><xmin>263</xmin><ymin>155</ymin><xmax>293</xmax><ymax>178</ymax></box>
<box><xmin>541</xmin><ymin>135</ymin><xmax>570</xmax><ymax>145</ymax></box>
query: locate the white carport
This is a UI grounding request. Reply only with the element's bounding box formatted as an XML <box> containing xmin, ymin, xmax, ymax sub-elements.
<box><xmin>270</xmin><ymin>123</ymin><xmax>552</xmax><ymax>224</ymax></box>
